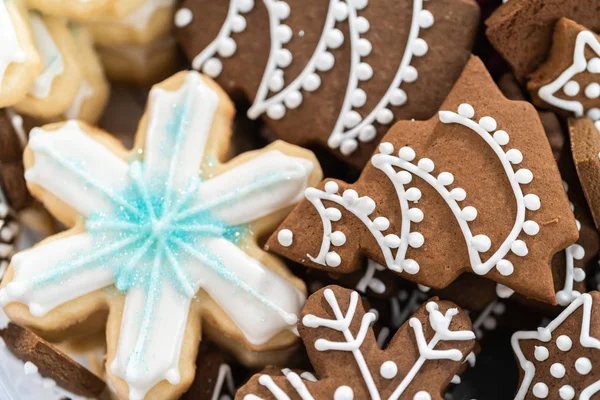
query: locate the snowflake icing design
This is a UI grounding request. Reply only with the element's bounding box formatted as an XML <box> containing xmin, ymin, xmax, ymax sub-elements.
<box><xmin>0</xmin><ymin>72</ymin><xmax>316</xmax><ymax>399</ymax></box>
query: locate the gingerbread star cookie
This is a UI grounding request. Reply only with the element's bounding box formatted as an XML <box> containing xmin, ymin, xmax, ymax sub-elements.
<box><xmin>0</xmin><ymin>71</ymin><xmax>323</xmax><ymax>399</ymax></box>
<box><xmin>267</xmin><ymin>56</ymin><xmax>578</xmax><ymax>304</ymax></box>
<box><xmin>237</xmin><ymin>285</ymin><xmax>476</xmax><ymax>400</ymax></box>
<box><xmin>512</xmin><ymin>292</ymin><xmax>600</xmax><ymax>399</ymax></box>
<box><xmin>486</xmin><ymin>0</ymin><xmax>600</xmax><ymax>81</ymax></box>
<box><xmin>528</xmin><ymin>19</ymin><xmax>600</xmax><ymax>128</ymax></box>
<box><xmin>176</xmin><ymin>0</ymin><xmax>480</xmax><ymax>168</ymax></box>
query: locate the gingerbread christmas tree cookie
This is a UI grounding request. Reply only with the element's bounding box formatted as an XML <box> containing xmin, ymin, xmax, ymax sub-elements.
<box><xmin>175</xmin><ymin>0</ymin><xmax>480</xmax><ymax>168</ymax></box>
<box><xmin>237</xmin><ymin>285</ymin><xmax>476</xmax><ymax>399</ymax></box>
<box><xmin>0</xmin><ymin>71</ymin><xmax>323</xmax><ymax>399</ymax></box>
<box><xmin>267</xmin><ymin>56</ymin><xmax>578</xmax><ymax>304</ymax></box>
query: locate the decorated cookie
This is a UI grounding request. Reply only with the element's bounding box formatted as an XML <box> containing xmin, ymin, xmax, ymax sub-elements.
<box><xmin>23</xmin><ymin>0</ymin><xmax>144</xmax><ymax>20</ymax></box>
<box><xmin>0</xmin><ymin>0</ymin><xmax>40</xmax><ymax>108</ymax></box>
<box><xmin>267</xmin><ymin>56</ymin><xmax>578</xmax><ymax>304</ymax></box>
<box><xmin>237</xmin><ymin>285</ymin><xmax>476</xmax><ymax>399</ymax></box>
<box><xmin>512</xmin><ymin>292</ymin><xmax>600</xmax><ymax>399</ymax></box>
<box><xmin>0</xmin><ymin>71</ymin><xmax>323</xmax><ymax>399</ymax></box>
<box><xmin>486</xmin><ymin>0</ymin><xmax>600</xmax><ymax>81</ymax></box>
<box><xmin>0</xmin><ymin>189</ymin><xmax>20</xmax><ymax>279</ymax></box>
<box><xmin>176</xmin><ymin>0</ymin><xmax>480</xmax><ymax>167</ymax></box>
<box><xmin>527</xmin><ymin>19</ymin><xmax>600</xmax><ymax>129</ymax></box>
<box><xmin>181</xmin><ymin>342</ymin><xmax>238</xmax><ymax>400</ymax></box>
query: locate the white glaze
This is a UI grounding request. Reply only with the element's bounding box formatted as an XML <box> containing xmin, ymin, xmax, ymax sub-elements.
<box><xmin>65</xmin><ymin>80</ymin><xmax>94</xmax><ymax>120</ymax></box>
<box><xmin>28</xmin><ymin>13</ymin><xmax>64</xmax><ymax>99</ymax></box>
<box><xmin>123</xmin><ymin>0</ymin><xmax>175</xmax><ymax>30</ymax></box>
<box><xmin>0</xmin><ymin>0</ymin><xmax>27</xmax><ymax>86</ymax></box>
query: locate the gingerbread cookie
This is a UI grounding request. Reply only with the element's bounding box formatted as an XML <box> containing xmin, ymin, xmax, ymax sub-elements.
<box><xmin>267</xmin><ymin>56</ymin><xmax>578</xmax><ymax>304</ymax></box>
<box><xmin>237</xmin><ymin>285</ymin><xmax>476</xmax><ymax>399</ymax></box>
<box><xmin>176</xmin><ymin>0</ymin><xmax>480</xmax><ymax>168</ymax></box>
<box><xmin>0</xmin><ymin>109</ymin><xmax>31</xmax><ymax>211</ymax></box>
<box><xmin>527</xmin><ymin>19</ymin><xmax>600</xmax><ymax>128</ymax></box>
<box><xmin>486</xmin><ymin>0</ymin><xmax>600</xmax><ymax>81</ymax></box>
<box><xmin>1</xmin><ymin>71</ymin><xmax>323</xmax><ymax>399</ymax></box>
<box><xmin>181</xmin><ymin>342</ymin><xmax>238</xmax><ymax>400</ymax></box>
<box><xmin>512</xmin><ymin>292</ymin><xmax>600</xmax><ymax>399</ymax></box>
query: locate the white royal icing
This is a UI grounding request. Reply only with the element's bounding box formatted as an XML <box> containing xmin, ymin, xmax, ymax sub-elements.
<box><xmin>1</xmin><ymin>71</ymin><xmax>313</xmax><ymax>400</ymax></box>
<box><xmin>0</xmin><ymin>0</ymin><xmax>27</xmax><ymax>86</ymax></box>
<box><xmin>123</xmin><ymin>0</ymin><xmax>175</xmax><ymax>30</ymax></box>
<box><xmin>28</xmin><ymin>13</ymin><xmax>64</xmax><ymax>99</ymax></box>
<box><xmin>65</xmin><ymin>80</ymin><xmax>94</xmax><ymax>120</ymax></box>
<box><xmin>512</xmin><ymin>293</ymin><xmax>600</xmax><ymax>399</ymax></box>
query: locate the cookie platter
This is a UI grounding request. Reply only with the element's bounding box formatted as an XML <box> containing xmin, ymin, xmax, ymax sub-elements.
<box><xmin>0</xmin><ymin>0</ymin><xmax>599</xmax><ymax>399</ymax></box>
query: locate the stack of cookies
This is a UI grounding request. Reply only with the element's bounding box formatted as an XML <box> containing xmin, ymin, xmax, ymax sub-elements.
<box><xmin>0</xmin><ymin>0</ymin><xmax>599</xmax><ymax>399</ymax></box>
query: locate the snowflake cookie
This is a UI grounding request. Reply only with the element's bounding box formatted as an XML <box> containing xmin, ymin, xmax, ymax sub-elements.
<box><xmin>237</xmin><ymin>285</ymin><xmax>476</xmax><ymax>399</ymax></box>
<box><xmin>0</xmin><ymin>70</ymin><xmax>322</xmax><ymax>399</ymax></box>
<box><xmin>175</xmin><ymin>0</ymin><xmax>480</xmax><ymax>167</ymax></box>
<box><xmin>512</xmin><ymin>292</ymin><xmax>600</xmax><ymax>399</ymax></box>
<box><xmin>266</xmin><ymin>56</ymin><xmax>579</xmax><ymax>304</ymax></box>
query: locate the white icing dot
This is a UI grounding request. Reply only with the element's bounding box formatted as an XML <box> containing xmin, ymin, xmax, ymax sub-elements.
<box><xmin>352</xmin><ymin>0</ymin><xmax>368</xmax><ymax>10</ymax></box>
<box><xmin>351</xmin><ymin>88</ymin><xmax>367</xmax><ymax>107</ymax></box>
<box><xmin>358</xmin><ymin>125</ymin><xmax>377</xmax><ymax>142</ymax></box>
<box><xmin>342</xmin><ymin>189</ymin><xmax>359</xmax><ymax>203</ymax></box>
<box><xmin>267</xmin><ymin>104</ymin><xmax>286</xmax><ymax>120</ymax></box>
<box><xmin>458</xmin><ymin>103</ymin><xmax>475</xmax><ymax>118</ymax></box>
<box><xmin>390</xmin><ymin>88</ymin><xmax>407</xmax><ymax>106</ymax></box>
<box><xmin>380</xmin><ymin>360</ymin><xmax>398</xmax><ymax>379</ymax></box>
<box><xmin>325</xmin><ymin>181</ymin><xmax>339</xmax><ymax>193</ymax></box>
<box><xmin>357</xmin><ymin>38</ymin><xmax>372</xmax><ymax>56</ymax></box>
<box><xmin>493</xmin><ymin>130</ymin><xmax>510</xmax><ymax>145</ymax></box>
<box><xmin>174</xmin><ymin>8</ymin><xmax>193</xmax><ymax>27</ymax></box>
<box><xmin>398</xmin><ymin>146</ymin><xmax>416</xmax><ymax>161</ymax></box>
<box><xmin>23</xmin><ymin>362</ymin><xmax>38</xmax><ymax>375</ymax></box>
<box><xmin>376</xmin><ymin>108</ymin><xmax>394</xmax><ymax>124</ymax></box>
<box><xmin>403</xmin><ymin>66</ymin><xmax>418</xmax><ymax>83</ymax></box>
<box><xmin>269</xmin><ymin>72</ymin><xmax>284</xmax><ymax>92</ymax></box>
<box><xmin>408</xmin><ymin>232</ymin><xmax>424</xmax><ymax>248</ymax></box>
<box><xmin>396</xmin><ymin>171</ymin><xmax>412</xmax><ymax>185</ymax></box>
<box><xmin>550</xmin><ymin>362</ymin><xmax>566</xmax><ymax>378</ymax></box>
<box><xmin>405</xmin><ymin>187</ymin><xmax>422</xmax><ymax>202</ymax></box>
<box><xmin>276</xmin><ymin>24</ymin><xmax>293</xmax><ymax>43</ymax></box>
<box><xmin>588</xmin><ymin>108</ymin><xmax>600</xmax><ymax>121</ymax></box>
<box><xmin>231</xmin><ymin>15</ymin><xmax>247</xmax><ymax>32</ymax></box>
<box><xmin>316</xmin><ymin>51</ymin><xmax>335</xmax><ymax>71</ymax></box>
<box><xmin>340</xmin><ymin>139</ymin><xmax>358</xmax><ymax>155</ymax></box>
<box><xmin>373</xmin><ymin>217</ymin><xmax>390</xmax><ymax>230</ymax></box>
<box><xmin>277</xmin><ymin>229</ymin><xmax>293</xmax><ymax>247</ymax></box>
<box><xmin>449</xmin><ymin>187</ymin><xmax>466</xmax><ymax>201</ymax></box>
<box><xmin>515</xmin><ymin>168</ymin><xmax>533</xmax><ymax>184</ymax></box>
<box><xmin>273</xmin><ymin>1</ymin><xmax>290</xmax><ymax>19</ymax></box>
<box><xmin>588</xmin><ymin>58</ymin><xmax>600</xmax><ymax>73</ymax></box>
<box><xmin>327</xmin><ymin>29</ymin><xmax>344</xmax><ymax>49</ymax></box>
<box><xmin>460</xmin><ymin>206</ymin><xmax>477</xmax><ymax>221</ymax></box>
<box><xmin>384</xmin><ymin>234</ymin><xmax>401</xmax><ymax>248</ymax></box>
<box><xmin>472</xmin><ymin>234</ymin><xmax>491</xmax><ymax>252</ymax></box>
<box><xmin>333</xmin><ymin>2</ymin><xmax>348</xmax><ymax>21</ymax></box>
<box><xmin>418</xmin><ymin>10</ymin><xmax>434</xmax><ymax>28</ymax></box>
<box><xmin>524</xmin><ymin>194</ymin><xmax>541</xmax><ymax>211</ymax></box>
<box><xmin>334</xmin><ymin>385</ymin><xmax>354</xmax><ymax>400</ymax></box>
<box><xmin>575</xmin><ymin>357</ymin><xmax>592</xmax><ymax>375</ymax></box>
<box><xmin>357</xmin><ymin>63</ymin><xmax>373</xmax><ymax>81</ymax></box>
<box><xmin>276</xmin><ymin>48</ymin><xmax>293</xmax><ymax>67</ymax></box>
<box><xmin>585</xmin><ymin>83</ymin><xmax>600</xmax><ymax>99</ymax></box>
<box><xmin>325</xmin><ymin>207</ymin><xmax>342</xmax><ymax>221</ymax></box>
<box><xmin>496</xmin><ymin>259</ymin><xmax>514</xmax><ymax>276</ymax></box>
<box><xmin>534</xmin><ymin>346</ymin><xmax>549</xmax><ymax>361</ymax></box>
<box><xmin>573</xmin><ymin>267</ymin><xmax>586</xmax><ymax>282</ymax></box>
<box><xmin>417</xmin><ymin>158</ymin><xmax>434</xmax><ymax>172</ymax></box>
<box><xmin>506</xmin><ymin>149</ymin><xmax>523</xmax><ymax>164</ymax></box>
<box><xmin>237</xmin><ymin>0</ymin><xmax>254</xmax><ymax>13</ymax></box>
<box><xmin>344</xmin><ymin>110</ymin><xmax>362</xmax><ymax>128</ymax></box>
<box><xmin>479</xmin><ymin>116</ymin><xmax>497</xmax><ymax>131</ymax></box>
<box><xmin>302</xmin><ymin>74</ymin><xmax>321</xmax><ymax>91</ymax></box>
<box><xmin>413</xmin><ymin>391</ymin><xmax>432</xmax><ymax>400</ymax></box>
<box><xmin>511</xmin><ymin>240</ymin><xmax>528</xmax><ymax>256</ymax></box>
<box><xmin>412</xmin><ymin>38</ymin><xmax>428</xmax><ymax>57</ymax></box>
<box><xmin>284</xmin><ymin>91</ymin><xmax>303</xmax><ymax>109</ymax></box>
<box><xmin>402</xmin><ymin>259</ymin><xmax>420</xmax><ymax>274</ymax></box>
<box><xmin>556</xmin><ymin>335</ymin><xmax>572</xmax><ymax>351</ymax></box>
<box><xmin>326</xmin><ymin>251</ymin><xmax>341</xmax><ymax>267</ymax></box>
<box><xmin>563</xmin><ymin>80</ymin><xmax>580</xmax><ymax>97</ymax></box>
<box><xmin>379</xmin><ymin>142</ymin><xmax>394</xmax><ymax>155</ymax></box>
<box><xmin>330</xmin><ymin>231</ymin><xmax>346</xmax><ymax>246</ymax></box>
<box><xmin>559</xmin><ymin>385</ymin><xmax>575</xmax><ymax>400</ymax></box>
<box><xmin>523</xmin><ymin>220</ymin><xmax>540</xmax><ymax>235</ymax></box>
<box><xmin>355</xmin><ymin>16</ymin><xmax>370</xmax><ymax>33</ymax></box>
<box><xmin>407</xmin><ymin>208</ymin><xmax>424</xmax><ymax>222</ymax></box>
<box><xmin>202</xmin><ymin>58</ymin><xmax>222</xmax><ymax>77</ymax></box>
<box><xmin>532</xmin><ymin>382</ymin><xmax>548</xmax><ymax>398</ymax></box>
<box><xmin>437</xmin><ymin>172</ymin><xmax>454</xmax><ymax>186</ymax></box>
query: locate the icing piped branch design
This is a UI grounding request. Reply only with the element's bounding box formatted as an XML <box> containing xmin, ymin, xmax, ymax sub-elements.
<box><xmin>238</xmin><ymin>286</ymin><xmax>476</xmax><ymax>400</ymax></box>
<box><xmin>0</xmin><ymin>71</ymin><xmax>319</xmax><ymax>399</ymax></box>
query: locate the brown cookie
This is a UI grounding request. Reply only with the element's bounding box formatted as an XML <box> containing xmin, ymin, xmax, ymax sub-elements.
<box><xmin>267</xmin><ymin>56</ymin><xmax>578</xmax><ymax>304</ymax></box>
<box><xmin>0</xmin><ymin>322</ymin><xmax>106</xmax><ymax>398</ymax></box>
<box><xmin>0</xmin><ymin>189</ymin><xmax>19</xmax><ymax>279</ymax></box>
<box><xmin>512</xmin><ymin>292</ymin><xmax>600</xmax><ymax>399</ymax></box>
<box><xmin>485</xmin><ymin>0</ymin><xmax>600</xmax><ymax>81</ymax></box>
<box><xmin>181</xmin><ymin>342</ymin><xmax>236</xmax><ymax>400</ymax></box>
<box><xmin>570</xmin><ymin>117</ymin><xmax>600</xmax><ymax>230</ymax></box>
<box><xmin>176</xmin><ymin>0</ymin><xmax>480</xmax><ymax>168</ymax></box>
<box><xmin>0</xmin><ymin>109</ymin><xmax>31</xmax><ymax>211</ymax></box>
<box><xmin>237</xmin><ymin>285</ymin><xmax>476</xmax><ymax>399</ymax></box>
<box><xmin>527</xmin><ymin>18</ymin><xmax>600</xmax><ymax>126</ymax></box>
